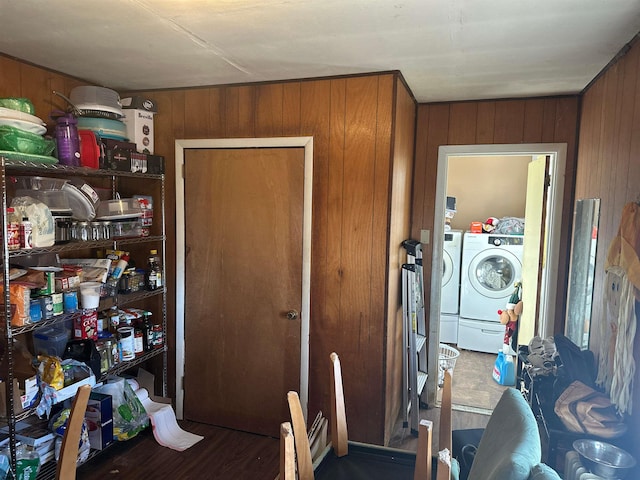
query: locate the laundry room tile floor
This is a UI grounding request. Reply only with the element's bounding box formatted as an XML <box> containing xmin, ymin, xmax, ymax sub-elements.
<box><xmin>450</xmin><ymin>348</ymin><xmax>511</xmax><ymax>411</ymax></box>
<box><xmin>388</xmin><ymin>349</ymin><xmax>514</xmax><ymax>452</ymax></box>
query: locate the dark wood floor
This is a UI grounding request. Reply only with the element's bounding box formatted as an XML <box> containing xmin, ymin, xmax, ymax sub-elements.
<box><xmin>76</xmin><ymin>350</ymin><xmax>504</xmax><ymax>479</ymax></box>
<box><xmin>76</xmin><ymin>420</ymin><xmax>280</xmax><ymax>479</ymax></box>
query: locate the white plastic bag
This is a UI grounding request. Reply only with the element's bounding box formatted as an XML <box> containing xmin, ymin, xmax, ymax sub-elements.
<box><xmin>11</xmin><ymin>196</ymin><xmax>55</xmax><ymax>247</ymax></box>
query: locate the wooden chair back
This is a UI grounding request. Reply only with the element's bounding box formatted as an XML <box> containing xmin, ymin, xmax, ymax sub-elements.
<box><xmin>280</xmin><ymin>356</ymin><xmax>453</xmax><ymax>480</ymax></box>
<box><xmin>286</xmin><ymin>391</ymin><xmax>314</xmax><ymax>480</ymax></box>
<box><xmin>414</xmin><ymin>419</ymin><xmax>433</xmax><ymax>480</ymax></box>
<box><xmin>436</xmin><ymin>369</ymin><xmax>453</xmax><ymax>480</ymax></box>
<box><xmin>279</xmin><ymin>422</ymin><xmax>296</xmax><ymax>480</ymax></box>
<box><xmin>56</xmin><ymin>384</ymin><xmax>91</xmax><ymax>480</ymax></box>
<box><xmin>329</xmin><ymin>352</ymin><xmax>348</xmax><ymax>457</ymax></box>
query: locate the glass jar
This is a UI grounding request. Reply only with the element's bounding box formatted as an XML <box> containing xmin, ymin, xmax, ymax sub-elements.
<box><xmin>90</xmin><ymin>221</ymin><xmax>103</xmax><ymax>241</ymax></box>
<box><xmin>102</xmin><ymin>221</ymin><xmax>112</xmax><ymax>240</ymax></box>
<box><xmin>77</xmin><ymin>221</ymin><xmax>90</xmax><ymax>242</ymax></box>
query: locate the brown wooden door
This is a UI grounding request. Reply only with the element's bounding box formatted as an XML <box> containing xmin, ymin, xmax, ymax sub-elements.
<box><xmin>183</xmin><ymin>147</ymin><xmax>304</xmax><ymax>437</ymax></box>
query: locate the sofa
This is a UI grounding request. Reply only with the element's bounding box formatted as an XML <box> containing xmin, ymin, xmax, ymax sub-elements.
<box><xmin>452</xmin><ymin>388</ymin><xmax>561</xmax><ymax>480</ymax></box>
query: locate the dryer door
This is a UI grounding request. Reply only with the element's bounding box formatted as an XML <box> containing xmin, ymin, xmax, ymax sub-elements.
<box><xmin>442</xmin><ymin>249</ymin><xmax>454</xmax><ymax>288</ymax></box>
<box><xmin>467</xmin><ymin>248</ymin><xmax>522</xmax><ymax>299</ymax></box>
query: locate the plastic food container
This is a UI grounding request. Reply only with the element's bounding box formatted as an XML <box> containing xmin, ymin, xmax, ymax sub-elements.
<box><xmin>110</xmin><ymin>219</ymin><xmax>142</xmax><ymax>238</ymax></box>
<box><xmin>79</xmin><ymin>282</ymin><xmax>102</xmax><ymax>309</ymax></box>
<box><xmin>33</xmin><ymin>326</ymin><xmax>71</xmax><ymax>357</ymax></box>
<box><xmin>15</xmin><ymin>189</ymin><xmax>70</xmax><ymax>214</ymax></box>
<box><xmin>96</xmin><ymin>198</ymin><xmax>143</xmax><ymax>220</ymax></box>
<box><xmin>11</xmin><ymin>176</ymin><xmax>68</xmax><ymax>191</ymax></box>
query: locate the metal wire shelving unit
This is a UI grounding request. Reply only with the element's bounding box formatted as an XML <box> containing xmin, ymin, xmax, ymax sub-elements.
<box><xmin>0</xmin><ymin>157</ymin><xmax>167</xmax><ymax>478</ymax></box>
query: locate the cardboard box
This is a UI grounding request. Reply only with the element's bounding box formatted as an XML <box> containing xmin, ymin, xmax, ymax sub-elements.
<box><xmin>86</xmin><ymin>392</ymin><xmax>114</xmax><ymax>450</ymax></box>
<box><xmin>12</xmin><ymin>417</ymin><xmax>55</xmax><ymax>446</ymax></box>
<box><xmin>52</xmin><ymin>373</ymin><xmax>96</xmax><ymax>404</ymax></box>
<box><xmin>0</xmin><ymin>372</ymin><xmax>38</xmax><ymax>417</ymax></box>
<box><xmin>121</xmin><ymin>96</ymin><xmax>157</xmax><ymax>112</ymax></box>
<box><xmin>122</xmin><ymin>108</ymin><xmax>155</xmax><ymax>154</ymax></box>
<box><xmin>106</xmin><ymin>150</ymin><xmax>147</xmax><ymax>173</ymax></box>
<box><xmin>104</xmin><ymin>149</ymin><xmax>164</xmax><ymax>174</ymax></box>
<box><xmin>136</xmin><ymin>368</ymin><xmax>171</xmax><ymax>405</ymax></box>
<box><xmin>146</xmin><ymin>154</ymin><xmax>165</xmax><ymax>174</ymax></box>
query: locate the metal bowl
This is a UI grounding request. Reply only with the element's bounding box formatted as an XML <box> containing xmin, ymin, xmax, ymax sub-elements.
<box><xmin>573</xmin><ymin>439</ymin><xmax>636</xmax><ymax>479</ymax></box>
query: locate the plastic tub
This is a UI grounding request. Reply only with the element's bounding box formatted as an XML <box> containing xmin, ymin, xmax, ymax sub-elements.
<box><xmin>96</xmin><ymin>198</ymin><xmax>143</xmax><ymax>219</ymax></box>
<box><xmin>33</xmin><ymin>326</ymin><xmax>70</xmax><ymax>357</ymax></box>
<box><xmin>110</xmin><ymin>219</ymin><xmax>142</xmax><ymax>238</ymax></box>
<box><xmin>16</xmin><ymin>189</ymin><xmax>70</xmax><ymax>214</ymax></box>
<box><xmin>79</xmin><ymin>282</ymin><xmax>102</xmax><ymax>309</ymax></box>
<box><xmin>11</xmin><ymin>176</ymin><xmax>68</xmax><ymax>191</ymax></box>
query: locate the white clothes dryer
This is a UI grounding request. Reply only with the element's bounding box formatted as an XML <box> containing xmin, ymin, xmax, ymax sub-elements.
<box><xmin>440</xmin><ymin>230</ymin><xmax>462</xmax><ymax>344</ymax></box>
<box><xmin>459</xmin><ymin>232</ymin><xmax>524</xmax><ymax>321</ymax></box>
<box><xmin>458</xmin><ymin>232</ymin><xmax>524</xmax><ymax>354</ymax></box>
<box><xmin>441</xmin><ymin>230</ymin><xmax>462</xmax><ymax>314</ymax></box>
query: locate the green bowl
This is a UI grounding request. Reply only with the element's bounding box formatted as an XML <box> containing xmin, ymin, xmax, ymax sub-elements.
<box><xmin>0</xmin><ymin>125</ymin><xmax>54</xmax><ymax>155</ymax></box>
<box><xmin>0</xmin><ymin>97</ymin><xmax>35</xmax><ymax>115</ymax></box>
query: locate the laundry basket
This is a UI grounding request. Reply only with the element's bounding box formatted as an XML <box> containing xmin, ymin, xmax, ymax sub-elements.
<box><xmin>438</xmin><ymin>343</ymin><xmax>460</xmax><ymax>385</ymax></box>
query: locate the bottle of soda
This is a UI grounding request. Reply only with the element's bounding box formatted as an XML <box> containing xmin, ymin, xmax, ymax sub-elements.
<box><xmin>20</xmin><ymin>217</ymin><xmax>32</xmax><ymax>249</ymax></box>
<box><xmin>142</xmin><ymin>311</ymin><xmax>154</xmax><ymax>351</ymax></box>
<box><xmin>146</xmin><ymin>250</ymin><xmax>162</xmax><ymax>290</ymax></box>
<box><xmin>6</xmin><ymin>208</ymin><xmax>20</xmax><ymax>251</ymax></box>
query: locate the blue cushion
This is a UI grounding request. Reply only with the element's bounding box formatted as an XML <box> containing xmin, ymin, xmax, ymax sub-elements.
<box><xmin>467</xmin><ymin>388</ymin><xmax>541</xmax><ymax>480</ymax></box>
<box><xmin>451</xmin><ymin>457</ymin><xmax>461</xmax><ymax>480</ymax></box>
<box><xmin>528</xmin><ymin>463</ymin><xmax>562</xmax><ymax>480</ymax></box>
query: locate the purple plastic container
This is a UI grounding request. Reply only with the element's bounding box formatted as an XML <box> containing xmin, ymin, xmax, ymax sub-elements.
<box><xmin>54</xmin><ymin>113</ymin><xmax>81</xmax><ymax>166</ymax></box>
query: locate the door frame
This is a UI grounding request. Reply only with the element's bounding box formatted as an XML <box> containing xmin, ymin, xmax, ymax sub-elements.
<box><xmin>427</xmin><ymin>143</ymin><xmax>566</xmax><ymax>405</ymax></box>
<box><xmin>175</xmin><ymin>137</ymin><xmax>314</xmax><ymax>419</ymax></box>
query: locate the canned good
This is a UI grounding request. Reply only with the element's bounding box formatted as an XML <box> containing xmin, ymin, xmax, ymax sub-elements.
<box><xmin>51</xmin><ymin>292</ymin><xmax>63</xmax><ymax>316</ymax></box>
<box><xmin>118</xmin><ymin>326</ymin><xmax>135</xmax><ymax>361</ymax></box>
<box><xmin>39</xmin><ymin>296</ymin><xmax>54</xmax><ymax>320</ymax></box>
<box><xmin>29</xmin><ymin>300</ymin><xmax>42</xmax><ymax>322</ymax></box>
<box><xmin>63</xmin><ymin>290</ymin><xmax>78</xmax><ymax>313</ymax></box>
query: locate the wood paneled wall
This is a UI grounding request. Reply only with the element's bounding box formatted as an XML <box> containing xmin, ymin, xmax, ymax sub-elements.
<box><xmin>412</xmin><ymin>97</ymin><xmax>580</xmax><ymax>333</ymax></box>
<box><xmin>575</xmin><ymin>37</ymin><xmax>640</xmax><ymax>471</ymax></box>
<box><xmin>385</xmin><ymin>80</ymin><xmax>417</xmax><ymax>443</ymax></box>
<box><xmin>0</xmin><ymin>54</ymin><xmax>415</xmax><ymax>445</ymax></box>
<box><xmin>0</xmin><ymin>56</ymin><xmax>86</xmax><ymax>126</ymax></box>
<box><xmin>131</xmin><ymin>73</ymin><xmax>416</xmax><ymax>444</ymax></box>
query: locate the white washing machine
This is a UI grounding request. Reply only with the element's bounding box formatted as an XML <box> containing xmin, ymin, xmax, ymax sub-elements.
<box><xmin>458</xmin><ymin>232</ymin><xmax>524</xmax><ymax>353</ymax></box>
<box><xmin>440</xmin><ymin>230</ymin><xmax>462</xmax><ymax>343</ymax></box>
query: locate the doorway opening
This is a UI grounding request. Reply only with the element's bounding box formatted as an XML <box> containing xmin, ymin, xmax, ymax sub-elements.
<box><xmin>426</xmin><ymin>143</ymin><xmax>567</xmax><ymax>411</ymax></box>
<box><xmin>174</xmin><ymin>137</ymin><xmax>314</xmax><ymax>422</ymax></box>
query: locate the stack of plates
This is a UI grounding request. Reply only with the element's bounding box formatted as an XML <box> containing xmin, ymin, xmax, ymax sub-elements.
<box><xmin>0</xmin><ymin>107</ymin><xmax>57</xmax><ymax>163</ymax></box>
<box><xmin>70</xmin><ymin>87</ymin><xmax>128</xmax><ymax>141</ymax></box>
<box><xmin>0</xmin><ymin>107</ymin><xmax>47</xmax><ymax>135</ymax></box>
<box><xmin>77</xmin><ymin>117</ymin><xmax>128</xmax><ymax>141</ymax></box>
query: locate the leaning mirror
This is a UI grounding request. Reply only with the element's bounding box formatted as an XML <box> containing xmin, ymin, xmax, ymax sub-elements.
<box><xmin>565</xmin><ymin>198</ymin><xmax>600</xmax><ymax>350</ymax></box>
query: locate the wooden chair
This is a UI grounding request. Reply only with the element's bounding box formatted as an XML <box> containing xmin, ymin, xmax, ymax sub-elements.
<box><xmin>56</xmin><ymin>384</ymin><xmax>91</xmax><ymax>480</ymax></box>
<box><xmin>283</xmin><ymin>352</ymin><xmax>455</xmax><ymax>480</ymax></box>
<box><xmin>279</xmin><ymin>422</ymin><xmax>296</xmax><ymax>480</ymax></box>
<box><xmin>435</xmin><ymin>367</ymin><xmax>453</xmax><ymax>480</ymax></box>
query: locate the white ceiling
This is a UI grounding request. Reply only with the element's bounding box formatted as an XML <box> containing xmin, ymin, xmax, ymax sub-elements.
<box><xmin>1</xmin><ymin>1</ymin><xmax>639</xmax><ymax>103</ymax></box>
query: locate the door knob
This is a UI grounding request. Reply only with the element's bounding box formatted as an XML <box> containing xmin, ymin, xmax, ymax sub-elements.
<box><xmin>286</xmin><ymin>310</ymin><xmax>299</xmax><ymax>320</ymax></box>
